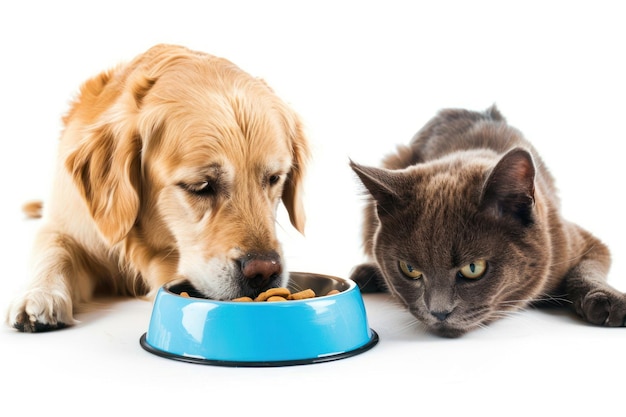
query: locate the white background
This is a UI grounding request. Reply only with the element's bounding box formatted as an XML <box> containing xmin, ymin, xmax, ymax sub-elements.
<box><xmin>1</xmin><ymin>1</ymin><xmax>624</xmax><ymax>415</ymax></box>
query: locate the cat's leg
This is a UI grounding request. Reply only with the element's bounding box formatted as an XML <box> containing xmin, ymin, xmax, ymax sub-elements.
<box><xmin>562</xmin><ymin>231</ymin><xmax>625</xmax><ymax>326</ymax></box>
<box><xmin>350</xmin><ymin>262</ymin><xmax>387</xmax><ymax>293</ymax></box>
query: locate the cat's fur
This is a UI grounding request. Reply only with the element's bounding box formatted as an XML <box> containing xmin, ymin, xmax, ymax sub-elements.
<box><xmin>350</xmin><ymin>106</ymin><xmax>623</xmax><ymax>337</ymax></box>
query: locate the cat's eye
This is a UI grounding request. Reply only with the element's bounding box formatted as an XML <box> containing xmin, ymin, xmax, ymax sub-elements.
<box><xmin>399</xmin><ymin>261</ymin><xmax>423</xmax><ymax>279</ymax></box>
<box><xmin>457</xmin><ymin>260</ymin><xmax>487</xmax><ymax>280</ymax></box>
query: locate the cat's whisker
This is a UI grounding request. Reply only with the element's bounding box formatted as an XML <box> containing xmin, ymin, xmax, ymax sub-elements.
<box><xmin>490</xmin><ymin>309</ymin><xmax>546</xmax><ymax>333</ymax></box>
<box><xmin>532</xmin><ymin>294</ymin><xmax>572</xmax><ymax>305</ymax></box>
<box><xmin>497</xmin><ymin>298</ymin><xmax>536</xmax><ymax>306</ymax></box>
<box><xmin>391</xmin><ymin>317</ymin><xmax>424</xmax><ymax>335</ymax></box>
<box><xmin>372</xmin><ymin>305</ymin><xmax>426</xmax><ymax>336</ymax></box>
<box><xmin>491</xmin><ymin>309</ymin><xmax>525</xmax><ymax>320</ymax></box>
<box><xmin>488</xmin><ymin>282</ymin><xmax>516</xmax><ymax>306</ymax></box>
<box><xmin>496</xmin><ymin>293</ymin><xmax>571</xmax><ymax>308</ymax></box>
<box><xmin>287</xmin><ymin>281</ymin><xmax>304</xmax><ymax>293</ymax></box>
<box><xmin>476</xmin><ymin>322</ymin><xmax>490</xmax><ymax>331</ymax></box>
<box><xmin>548</xmin><ymin>244</ymin><xmax>599</xmax><ymax>268</ymax></box>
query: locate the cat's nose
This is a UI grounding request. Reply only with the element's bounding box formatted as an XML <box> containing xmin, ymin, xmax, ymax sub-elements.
<box><xmin>431</xmin><ymin>310</ymin><xmax>451</xmax><ymax>321</ymax></box>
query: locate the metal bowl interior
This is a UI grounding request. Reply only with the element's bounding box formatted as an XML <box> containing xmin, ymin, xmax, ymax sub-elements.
<box><xmin>164</xmin><ymin>271</ymin><xmax>353</xmax><ymax>300</ymax></box>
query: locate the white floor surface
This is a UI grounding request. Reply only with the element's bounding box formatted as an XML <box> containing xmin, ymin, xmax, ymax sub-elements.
<box><xmin>1</xmin><ymin>2</ymin><xmax>624</xmax><ymax>416</ymax></box>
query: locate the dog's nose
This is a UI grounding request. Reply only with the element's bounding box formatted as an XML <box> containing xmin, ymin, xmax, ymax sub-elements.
<box><xmin>240</xmin><ymin>252</ymin><xmax>282</xmax><ymax>288</ymax></box>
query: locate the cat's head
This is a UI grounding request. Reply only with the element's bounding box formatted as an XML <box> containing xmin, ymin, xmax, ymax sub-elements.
<box><xmin>350</xmin><ymin>148</ymin><xmax>551</xmax><ymax>337</ymax></box>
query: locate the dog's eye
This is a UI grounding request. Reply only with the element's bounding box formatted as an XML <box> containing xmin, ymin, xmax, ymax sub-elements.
<box><xmin>268</xmin><ymin>174</ymin><xmax>281</xmax><ymax>186</ymax></box>
<box><xmin>180</xmin><ymin>181</ymin><xmax>215</xmax><ymax>197</ymax></box>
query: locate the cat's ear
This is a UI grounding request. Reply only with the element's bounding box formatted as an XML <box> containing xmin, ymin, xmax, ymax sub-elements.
<box><xmin>480</xmin><ymin>148</ymin><xmax>536</xmax><ymax>226</ymax></box>
<box><xmin>350</xmin><ymin>160</ymin><xmax>404</xmax><ymax>212</ymax></box>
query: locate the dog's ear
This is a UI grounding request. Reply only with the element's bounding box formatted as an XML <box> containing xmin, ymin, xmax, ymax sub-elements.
<box><xmin>66</xmin><ymin>125</ymin><xmax>142</xmax><ymax>245</ymax></box>
<box><xmin>64</xmin><ymin>70</ymin><xmax>153</xmax><ymax>245</ymax></box>
<box><xmin>281</xmin><ymin>112</ymin><xmax>310</xmax><ymax>235</ymax></box>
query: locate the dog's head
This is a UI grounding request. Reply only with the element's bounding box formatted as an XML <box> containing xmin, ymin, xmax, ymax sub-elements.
<box><xmin>65</xmin><ymin>44</ymin><xmax>310</xmax><ymax>299</ymax></box>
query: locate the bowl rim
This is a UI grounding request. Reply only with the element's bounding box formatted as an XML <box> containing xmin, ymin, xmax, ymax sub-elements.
<box><xmin>162</xmin><ymin>271</ymin><xmax>357</xmax><ymax>304</ymax></box>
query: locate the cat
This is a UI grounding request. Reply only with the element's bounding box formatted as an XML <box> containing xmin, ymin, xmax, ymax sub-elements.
<box><xmin>349</xmin><ymin>105</ymin><xmax>624</xmax><ymax>338</ymax></box>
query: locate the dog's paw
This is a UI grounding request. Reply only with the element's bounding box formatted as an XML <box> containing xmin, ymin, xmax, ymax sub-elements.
<box><xmin>7</xmin><ymin>288</ymin><xmax>75</xmax><ymax>332</ymax></box>
<box><xmin>576</xmin><ymin>289</ymin><xmax>626</xmax><ymax>327</ymax></box>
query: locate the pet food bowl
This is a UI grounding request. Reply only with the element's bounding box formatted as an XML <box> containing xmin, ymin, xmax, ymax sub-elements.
<box><xmin>140</xmin><ymin>272</ymin><xmax>378</xmax><ymax>367</ymax></box>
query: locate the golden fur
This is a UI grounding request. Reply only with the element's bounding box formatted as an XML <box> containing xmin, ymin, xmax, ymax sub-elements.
<box><xmin>7</xmin><ymin>44</ymin><xmax>310</xmax><ymax>332</ymax></box>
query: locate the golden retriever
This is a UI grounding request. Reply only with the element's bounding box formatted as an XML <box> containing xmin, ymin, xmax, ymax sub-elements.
<box><xmin>7</xmin><ymin>44</ymin><xmax>310</xmax><ymax>332</ymax></box>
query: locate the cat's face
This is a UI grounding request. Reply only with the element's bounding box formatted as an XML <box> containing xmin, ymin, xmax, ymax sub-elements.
<box><xmin>351</xmin><ymin>149</ymin><xmax>551</xmax><ymax>337</ymax></box>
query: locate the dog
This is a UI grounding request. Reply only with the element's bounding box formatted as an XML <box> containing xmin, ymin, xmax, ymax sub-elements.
<box><xmin>7</xmin><ymin>44</ymin><xmax>310</xmax><ymax>332</ymax></box>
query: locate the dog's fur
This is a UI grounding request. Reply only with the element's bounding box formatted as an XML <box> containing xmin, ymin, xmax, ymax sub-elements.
<box><xmin>7</xmin><ymin>44</ymin><xmax>310</xmax><ymax>332</ymax></box>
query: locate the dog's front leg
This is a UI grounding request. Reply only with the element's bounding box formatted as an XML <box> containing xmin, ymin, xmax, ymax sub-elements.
<box><xmin>6</xmin><ymin>226</ymin><xmax>97</xmax><ymax>332</ymax></box>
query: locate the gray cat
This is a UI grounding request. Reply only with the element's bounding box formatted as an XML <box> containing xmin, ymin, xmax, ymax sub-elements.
<box><xmin>350</xmin><ymin>106</ymin><xmax>624</xmax><ymax>337</ymax></box>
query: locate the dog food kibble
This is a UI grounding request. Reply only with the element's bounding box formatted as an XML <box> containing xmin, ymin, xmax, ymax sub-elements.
<box><xmin>238</xmin><ymin>287</ymin><xmax>339</xmax><ymax>302</ymax></box>
<box><xmin>242</xmin><ymin>287</ymin><xmax>341</xmax><ymax>302</ymax></box>
<box><xmin>288</xmin><ymin>289</ymin><xmax>316</xmax><ymax>300</ymax></box>
<box><xmin>178</xmin><ymin>287</ymin><xmax>340</xmax><ymax>300</ymax></box>
<box><xmin>255</xmin><ymin>287</ymin><xmax>291</xmax><ymax>302</ymax></box>
<box><xmin>231</xmin><ymin>296</ymin><xmax>254</xmax><ymax>302</ymax></box>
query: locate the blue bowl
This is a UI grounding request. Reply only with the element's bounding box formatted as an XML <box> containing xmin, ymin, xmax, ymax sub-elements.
<box><xmin>140</xmin><ymin>272</ymin><xmax>378</xmax><ymax>367</ymax></box>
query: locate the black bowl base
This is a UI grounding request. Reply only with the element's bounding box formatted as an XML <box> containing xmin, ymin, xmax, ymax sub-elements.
<box><xmin>139</xmin><ymin>330</ymin><xmax>379</xmax><ymax>368</ymax></box>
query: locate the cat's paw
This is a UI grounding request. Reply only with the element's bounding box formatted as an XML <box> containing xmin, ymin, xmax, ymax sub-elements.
<box><xmin>575</xmin><ymin>289</ymin><xmax>626</xmax><ymax>327</ymax></box>
<box><xmin>350</xmin><ymin>263</ymin><xmax>387</xmax><ymax>293</ymax></box>
<box><xmin>7</xmin><ymin>288</ymin><xmax>75</xmax><ymax>332</ymax></box>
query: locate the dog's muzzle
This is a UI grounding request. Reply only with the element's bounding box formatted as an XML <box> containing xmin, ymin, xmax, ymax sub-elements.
<box><xmin>239</xmin><ymin>251</ymin><xmax>282</xmax><ymax>289</ymax></box>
